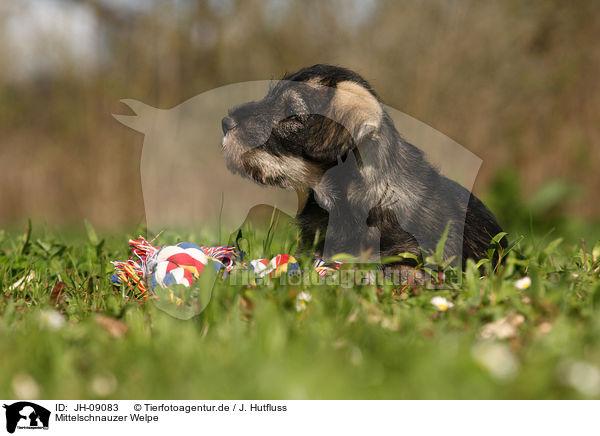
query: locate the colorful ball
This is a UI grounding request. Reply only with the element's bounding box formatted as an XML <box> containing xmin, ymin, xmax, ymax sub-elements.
<box><xmin>147</xmin><ymin>243</ymin><xmax>208</xmax><ymax>291</ymax></box>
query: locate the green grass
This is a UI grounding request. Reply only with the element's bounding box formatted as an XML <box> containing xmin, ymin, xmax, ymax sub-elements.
<box><xmin>1</xmin><ymin>220</ymin><xmax>600</xmax><ymax>399</ymax></box>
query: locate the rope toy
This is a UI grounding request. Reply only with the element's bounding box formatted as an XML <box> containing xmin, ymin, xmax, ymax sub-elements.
<box><xmin>111</xmin><ymin>237</ymin><xmax>238</xmax><ymax>299</ymax></box>
<box><xmin>111</xmin><ymin>236</ymin><xmax>341</xmax><ymax>299</ymax></box>
<box><xmin>249</xmin><ymin>254</ymin><xmax>299</xmax><ymax>278</ymax></box>
<box><xmin>313</xmin><ymin>258</ymin><xmax>344</xmax><ymax>277</ymax></box>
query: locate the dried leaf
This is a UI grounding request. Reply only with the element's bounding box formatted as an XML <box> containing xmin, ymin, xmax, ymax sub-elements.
<box><xmin>240</xmin><ymin>296</ymin><xmax>254</xmax><ymax>310</ymax></box>
<box><xmin>49</xmin><ymin>281</ymin><xmax>65</xmax><ymax>305</ymax></box>
<box><xmin>537</xmin><ymin>321</ymin><xmax>553</xmax><ymax>335</ymax></box>
<box><xmin>95</xmin><ymin>314</ymin><xmax>128</xmax><ymax>338</ymax></box>
<box><xmin>479</xmin><ymin>313</ymin><xmax>525</xmax><ymax>340</ymax></box>
<box><xmin>8</xmin><ymin>271</ymin><xmax>35</xmax><ymax>291</ymax></box>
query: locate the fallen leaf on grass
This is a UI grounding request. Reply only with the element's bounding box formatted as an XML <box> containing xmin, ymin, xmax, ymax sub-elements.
<box><xmin>479</xmin><ymin>312</ymin><xmax>525</xmax><ymax>340</ymax></box>
<box><xmin>95</xmin><ymin>314</ymin><xmax>128</xmax><ymax>338</ymax></box>
<box><xmin>345</xmin><ymin>309</ymin><xmax>360</xmax><ymax>325</ymax></box>
<box><xmin>8</xmin><ymin>271</ymin><xmax>35</xmax><ymax>291</ymax></box>
<box><xmin>240</xmin><ymin>296</ymin><xmax>254</xmax><ymax>311</ymax></box>
<box><xmin>420</xmin><ymin>327</ymin><xmax>435</xmax><ymax>338</ymax></box>
<box><xmin>361</xmin><ymin>299</ymin><xmax>400</xmax><ymax>331</ymax></box>
<box><xmin>50</xmin><ymin>281</ymin><xmax>65</xmax><ymax>305</ymax></box>
<box><xmin>536</xmin><ymin>321</ymin><xmax>553</xmax><ymax>335</ymax></box>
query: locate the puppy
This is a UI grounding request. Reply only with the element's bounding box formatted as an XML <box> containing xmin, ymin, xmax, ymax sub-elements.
<box><xmin>221</xmin><ymin>64</ymin><xmax>505</xmax><ymax>271</ymax></box>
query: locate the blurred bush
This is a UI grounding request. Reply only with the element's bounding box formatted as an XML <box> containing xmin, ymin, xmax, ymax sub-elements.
<box><xmin>483</xmin><ymin>169</ymin><xmax>599</xmax><ymax>241</ymax></box>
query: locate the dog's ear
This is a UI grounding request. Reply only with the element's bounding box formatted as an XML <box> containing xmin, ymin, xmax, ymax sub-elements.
<box><xmin>303</xmin><ymin>81</ymin><xmax>382</xmax><ymax>164</ymax></box>
<box><xmin>304</xmin><ymin>115</ymin><xmax>356</xmax><ymax>163</ymax></box>
<box><xmin>327</xmin><ymin>80</ymin><xmax>382</xmax><ymax>144</ymax></box>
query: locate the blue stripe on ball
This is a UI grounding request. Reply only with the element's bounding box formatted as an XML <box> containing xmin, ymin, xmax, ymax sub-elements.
<box><xmin>177</xmin><ymin>242</ymin><xmax>203</xmax><ymax>250</ymax></box>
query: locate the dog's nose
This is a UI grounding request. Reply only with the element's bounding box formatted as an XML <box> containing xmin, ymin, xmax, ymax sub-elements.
<box><xmin>221</xmin><ymin>116</ymin><xmax>237</xmax><ymax>134</ymax></box>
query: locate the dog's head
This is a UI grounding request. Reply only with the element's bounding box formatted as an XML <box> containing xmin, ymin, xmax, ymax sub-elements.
<box><xmin>221</xmin><ymin>64</ymin><xmax>384</xmax><ymax>190</ymax></box>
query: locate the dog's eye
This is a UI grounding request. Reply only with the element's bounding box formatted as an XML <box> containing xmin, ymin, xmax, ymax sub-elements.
<box><xmin>284</xmin><ymin>114</ymin><xmax>303</xmax><ymax>124</ymax></box>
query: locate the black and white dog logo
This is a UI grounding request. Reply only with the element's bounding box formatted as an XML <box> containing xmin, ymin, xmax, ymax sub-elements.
<box><xmin>3</xmin><ymin>402</ymin><xmax>50</xmax><ymax>434</ymax></box>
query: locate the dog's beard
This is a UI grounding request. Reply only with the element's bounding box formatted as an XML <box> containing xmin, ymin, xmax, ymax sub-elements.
<box><xmin>222</xmin><ymin>134</ymin><xmax>323</xmax><ymax>190</ymax></box>
<box><xmin>221</xmin><ymin>133</ymin><xmax>260</xmax><ymax>182</ymax></box>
